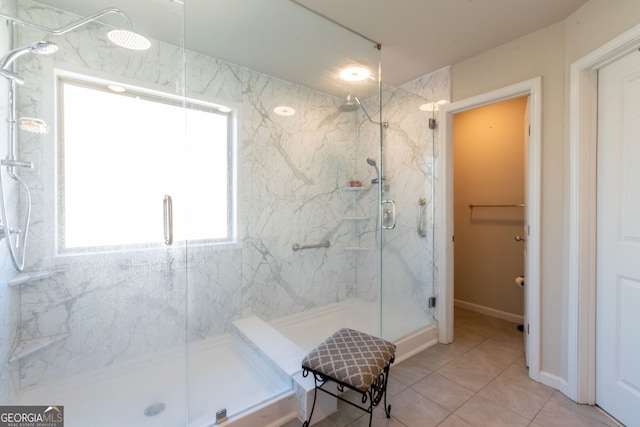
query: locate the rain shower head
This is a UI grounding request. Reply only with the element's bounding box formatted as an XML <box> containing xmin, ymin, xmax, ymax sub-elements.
<box><xmin>0</xmin><ymin>41</ymin><xmax>58</xmax><ymax>71</ymax></box>
<box><xmin>340</xmin><ymin>94</ymin><xmax>380</xmax><ymax>125</ymax></box>
<box><xmin>0</xmin><ymin>8</ymin><xmax>151</xmax><ymax>52</ymax></box>
<box><xmin>107</xmin><ymin>29</ymin><xmax>151</xmax><ymax>51</ymax></box>
<box><xmin>339</xmin><ymin>94</ymin><xmax>360</xmax><ymax>112</ymax></box>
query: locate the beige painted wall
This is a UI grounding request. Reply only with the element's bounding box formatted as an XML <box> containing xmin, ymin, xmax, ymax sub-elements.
<box><xmin>453</xmin><ymin>97</ymin><xmax>527</xmax><ymax>317</ymax></box>
<box><xmin>450</xmin><ymin>0</ymin><xmax>640</xmax><ymax>382</ymax></box>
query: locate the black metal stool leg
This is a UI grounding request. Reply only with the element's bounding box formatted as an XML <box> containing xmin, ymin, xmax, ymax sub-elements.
<box><xmin>302</xmin><ymin>370</ymin><xmax>319</xmax><ymax>427</ymax></box>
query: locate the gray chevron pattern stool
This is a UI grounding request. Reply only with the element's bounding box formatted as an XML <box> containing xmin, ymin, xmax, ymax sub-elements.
<box><xmin>301</xmin><ymin>328</ymin><xmax>396</xmax><ymax>427</ymax></box>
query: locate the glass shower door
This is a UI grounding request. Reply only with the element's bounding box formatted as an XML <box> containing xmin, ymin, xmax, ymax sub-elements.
<box><xmin>378</xmin><ymin>85</ymin><xmax>437</xmax><ymax>342</ymax></box>
<box><xmin>1</xmin><ymin>1</ymin><xmax>190</xmax><ymax>426</ymax></box>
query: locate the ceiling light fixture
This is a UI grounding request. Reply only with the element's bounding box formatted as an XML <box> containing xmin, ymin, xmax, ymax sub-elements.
<box><xmin>273</xmin><ymin>106</ymin><xmax>295</xmax><ymax>116</ymax></box>
<box><xmin>339</xmin><ymin>66</ymin><xmax>371</xmax><ymax>82</ymax></box>
<box><xmin>419</xmin><ymin>100</ymin><xmax>449</xmax><ymax>112</ymax></box>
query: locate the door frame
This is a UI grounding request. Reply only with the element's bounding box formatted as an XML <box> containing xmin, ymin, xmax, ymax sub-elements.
<box><xmin>436</xmin><ymin>77</ymin><xmax>542</xmax><ymax>381</ymax></box>
<box><xmin>566</xmin><ymin>22</ymin><xmax>640</xmax><ymax>404</ymax></box>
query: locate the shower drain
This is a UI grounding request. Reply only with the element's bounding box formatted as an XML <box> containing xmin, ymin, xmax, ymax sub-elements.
<box><xmin>144</xmin><ymin>402</ymin><xmax>166</xmax><ymax>417</ymax></box>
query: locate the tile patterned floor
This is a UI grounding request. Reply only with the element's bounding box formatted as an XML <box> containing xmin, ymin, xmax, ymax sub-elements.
<box><xmin>284</xmin><ymin>308</ymin><xmax>623</xmax><ymax>427</ymax></box>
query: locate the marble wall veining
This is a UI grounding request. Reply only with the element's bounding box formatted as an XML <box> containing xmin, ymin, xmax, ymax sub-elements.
<box><xmin>1</xmin><ymin>0</ymin><xmax>450</xmax><ymax>397</ymax></box>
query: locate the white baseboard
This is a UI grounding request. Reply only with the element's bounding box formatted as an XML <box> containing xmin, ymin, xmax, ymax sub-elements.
<box><xmin>538</xmin><ymin>370</ymin><xmax>563</xmax><ymax>390</ymax></box>
<box><xmin>454</xmin><ymin>299</ymin><xmax>524</xmax><ymax>324</ymax></box>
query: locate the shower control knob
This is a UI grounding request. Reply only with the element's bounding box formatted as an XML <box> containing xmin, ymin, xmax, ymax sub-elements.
<box><xmin>514</xmin><ymin>235</ymin><xmax>526</xmax><ymax>242</ymax></box>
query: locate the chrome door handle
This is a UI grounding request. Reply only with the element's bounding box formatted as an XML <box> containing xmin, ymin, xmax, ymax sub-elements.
<box><xmin>514</xmin><ymin>235</ymin><xmax>525</xmax><ymax>242</ymax></box>
<box><xmin>417</xmin><ymin>197</ymin><xmax>427</xmax><ymax>238</ymax></box>
<box><xmin>164</xmin><ymin>195</ymin><xmax>173</xmax><ymax>245</ymax></box>
<box><xmin>382</xmin><ymin>199</ymin><xmax>396</xmax><ymax>229</ymax></box>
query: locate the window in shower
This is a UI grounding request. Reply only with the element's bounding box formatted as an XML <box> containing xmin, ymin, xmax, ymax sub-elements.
<box><xmin>57</xmin><ymin>76</ymin><xmax>235</xmax><ymax>250</ymax></box>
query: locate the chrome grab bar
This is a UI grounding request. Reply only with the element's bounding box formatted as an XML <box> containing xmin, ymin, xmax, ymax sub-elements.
<box><xmin>292</xmin><ymin>240</ymin><xmax>330</xmax><ymax>251</ymax></box>
<box><xmin>417</xmin><ymin>197</ymin><xmax>427</xmax><ymax>238</ymax></box>
<box><xmin>163</xmin><ymin>195</ymin><xmax>173</xmax><ymax>245</ymax></box>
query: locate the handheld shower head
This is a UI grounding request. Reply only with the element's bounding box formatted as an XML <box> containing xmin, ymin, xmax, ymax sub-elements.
<box><xmin>366</xmin><ymin>157</ymin><xmax>380</xmax><ymax>179</ymax></box>
<box><xmin>0</xmin><ymin>41</ymin><xmax>58</xmax><ymax>74</ymax></box>
<box><xmin>30</xmin><ymin>41</ymin><xmax>59</xmax><ymax>55</ymax></box>
<box><xmin>0</xmin><ymin>41</ymin><xmax>58</xmax><ymax>85</ymax></box>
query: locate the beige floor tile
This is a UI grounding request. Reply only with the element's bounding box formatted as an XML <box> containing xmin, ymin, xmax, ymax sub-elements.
<box><xmin>487</xmin><ymin>326</ymin><xmax>525</xmax><ymax>350</ymax></box>
<box><xmin>478</xmin><ymin>373</ymin><xmax>551</xmax><ymax>420</ymax></box>
<box><xmin>532</xmin><ymin>399</ymin><xmax>613</xmax><ymax>427</ymax></box>
<box><xmin>328</xmin><ymin>392</ymin><xmax>371</xmax><ymax>427</ymax></box>
<box><xmin>436</xmin><ymin>348</ymin><xmax>509</xmax><ymax>391</ymax></box>
<box><xmin>385</xmin><ymin>375</ymin><xmax>408</xmax><ymax>398</ymax></box>
<box><xmin>454</xmin><ymin>394</ymin><xmax>530</xmax><ymax>426</ymax></box>
<box><xmin>389</xmin><ymin>388</ymin><xmax>450</xmax><ymax>427</ymax></box>
<box><xmin>498</xmin><ymin>362</ymin><xmax>555</xmax><ymax>400</ymax></box>
<box><xmin>437</xmin><ymin>414</ymin><xmax>473</xmax><ymax>426</ymax></box>
<box><xmin>456</xmin><ymin>322</ymin><xmax>501</xmax><ymax>339</ymax></box>
<box><xmin>452</xmin><ymin>327</ymin><xmax>489</xmax><ymax>348</ymax></box>
<box><xmin>411</xmin><ymin>372</ymin><xmax>474</xmax><ymax>412</ymax></box>
<box><xmin>428</xmin><ymin>341</ymin><xmax>474</xmax><ymax>361</ymax></box>
<box><xmin>533</xmin><ymin>392</ymin><xmax>623</xmax><ymax>427</ymax></box>
<box><xmin>390</xmin><ymin>356</ymin><xmax>432</xmax><ymax>387</ymax></box>
<box><xmin>295</xmin><ymin>308</ymin><xmax>626</xmax><ymax>427</ymax></box>
<box><xmin>473</xmin><ymin>339</ymin><xmax>523</xmax><ymax>366</ymax></box>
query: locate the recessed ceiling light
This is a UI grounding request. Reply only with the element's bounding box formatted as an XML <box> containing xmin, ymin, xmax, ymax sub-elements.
<box><xmin>108</xmin><ymin>84</ymin><xmax>126</xmax><ymax>93</ymax></box>
<box><xmin>339</xmin><ymin>66</ymin><xmax>371</xmax><ymax>82</ymax></box>
<box><xmin>419</xmin><ymin>100</ymin><xmax>449</xmax><ymax>112</ymax></box>
<box><xmin>273</xmin><ymin>106</ymin><xmax>295</xmax><ymax>116</ymax></box>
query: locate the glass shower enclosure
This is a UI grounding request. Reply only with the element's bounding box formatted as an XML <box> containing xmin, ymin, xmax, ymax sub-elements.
<box><xmin>0</xmin><ymin>0</ymin><xmax>440</xmax><ymax>425</ymax></box>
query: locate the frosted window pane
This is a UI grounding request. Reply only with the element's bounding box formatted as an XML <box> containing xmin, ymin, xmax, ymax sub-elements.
<box><xmin>60</xmin><ymin>80</ymin><xmax>231</xmax><ymax>249</ymax></box>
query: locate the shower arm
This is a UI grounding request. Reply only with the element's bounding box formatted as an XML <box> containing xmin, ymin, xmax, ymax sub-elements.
<box><xmin>0</xmin><ymin>8</ymin><xmax>133</xmax><ymax>36</ymax></box>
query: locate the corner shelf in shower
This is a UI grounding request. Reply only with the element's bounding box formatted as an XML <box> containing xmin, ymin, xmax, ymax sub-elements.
<box><xmin>343</xmin><ymin>186</ymin><xmax>370</xmax><ymax>192</ymax></box>
<box><xmin>344</xmin><ymin>246</ymin><xmax>370</xmax><ymax>252</ymax></box>
<box><xmin>342</xmin><ymin>216</ymin><xmax>370</xmax><ymax>221</ymax></box>
<box><xmin>9</xmin><ymin>333</ymin><xmax>70</xmax><ymax>364</ymax></box>
<box><xmin>8</xmin><ymin>268</ymin><xmax>66</xmax><ymax>287</ymax></box>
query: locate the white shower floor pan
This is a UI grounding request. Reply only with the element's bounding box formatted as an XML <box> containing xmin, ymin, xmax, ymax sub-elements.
<box><xmin>13</xmin><ymin>333</ymin><xmax>292</xmax><ymax>427</ymax></box>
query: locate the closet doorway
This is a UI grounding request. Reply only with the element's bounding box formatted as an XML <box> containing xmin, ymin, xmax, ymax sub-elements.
<box><xmin>436</xmin><ymin>78</ymin><xmax>542</xmax><ymax>381</ymax></box>
<box><xmin>452</xmin><ymin>96</ymin><xmax>527</xmax><ymax>328</ymax></box>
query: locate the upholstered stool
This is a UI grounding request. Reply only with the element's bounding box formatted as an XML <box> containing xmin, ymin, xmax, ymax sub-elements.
<box><xmin>301</xmin><ymin>328</ymin><xmax>396</xmax><ymax>427</ymax></box>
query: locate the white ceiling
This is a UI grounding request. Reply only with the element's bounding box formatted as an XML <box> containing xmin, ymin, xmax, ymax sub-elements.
<box><xmin>294</xmin><ymin>0</ymin><xmax>588</xmax><ymax>85</ymax></box>
<box><xmin>32</xmin><ymin>0</ymin><xmax>588</xmax><ymax>93</ymax></box>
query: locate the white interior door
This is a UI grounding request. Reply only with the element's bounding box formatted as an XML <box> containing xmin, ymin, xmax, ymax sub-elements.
<box><xmin>596</xmin><ymin>49</ymin><xmax>640</xmax><ymax>427</ymax></box>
